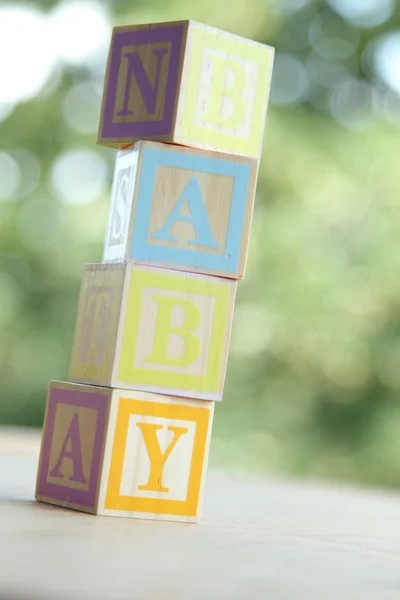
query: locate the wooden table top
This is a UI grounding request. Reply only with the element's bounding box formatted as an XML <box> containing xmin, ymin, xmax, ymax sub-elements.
<box><xmin>1</xmin><ymin>427</ymin><xmax>400</xmax><ymax>600</ymax></box>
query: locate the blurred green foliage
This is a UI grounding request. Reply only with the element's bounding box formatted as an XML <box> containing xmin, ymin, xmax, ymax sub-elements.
<box><xmin>1</xmin><ymin>0</ymin><xmax>400</xmax><ymax>488</ymax></box>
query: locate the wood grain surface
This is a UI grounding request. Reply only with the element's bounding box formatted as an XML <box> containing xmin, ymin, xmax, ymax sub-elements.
<box><xmin>1</xmin><ymin>427</ymin><xmax>400</xmax><ymax>600</ymax></box>
<box><xmin>69</xmin><ymin>264</ymin><xmax>236</xmax><ymax>400</ymax></box>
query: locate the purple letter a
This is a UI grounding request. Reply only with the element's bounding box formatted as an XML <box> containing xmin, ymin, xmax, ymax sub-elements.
<box><xmin>49</xmin><ymin>413</ymin><xmax>87</xmax><ymax>483</ymax></box>
<box><xmin>117</xmin><ymin>48</ymin><xmax>168</xmax><ymax>116</ymax></box>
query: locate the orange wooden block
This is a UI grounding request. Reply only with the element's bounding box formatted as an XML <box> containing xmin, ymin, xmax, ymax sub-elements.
<box><xmin>36</xmin><ymin>381</ymin><xmax>214</xmax><ymax>523</ymax></box>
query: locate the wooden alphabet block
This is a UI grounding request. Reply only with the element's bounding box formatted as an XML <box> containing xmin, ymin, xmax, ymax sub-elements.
<box><xmin>69</xmin><ymin>264</ymin><xmax>236</xmax><ymax>401</ymax></box>
<box><xmin>97</xmin><ymin>20</ymin><xmax>275</xmax><ymax>159</ymax></box>
<box><xmin>103</xmin><ymin>141</ymin><xmax>257</xmax><ymax>279</ymax></box>
<box><xmin>36</xmin><ymin>381</ymin><xmax>214</xmax><ymax>522</ymax></box>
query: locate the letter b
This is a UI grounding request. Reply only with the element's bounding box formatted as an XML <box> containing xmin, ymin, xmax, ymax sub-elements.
<box><xmin>202</xmin><ymin>54</ymin><xmax>247</xmax><ymax>129</ymax></box>
<box><xmin>145</xmin><ymin>296</ymin><xmax>201</xmax><ymax>367</ymax></box>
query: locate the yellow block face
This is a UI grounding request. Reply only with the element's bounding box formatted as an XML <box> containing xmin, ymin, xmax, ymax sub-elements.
<box><xmin>69</xmin><ymin>265</ymin><xmax>125</xmax><ymax>385</ymax></box>
<box><xmin>117</xmin><ymin>267</ymin><xmax>236</xmax><ymax>400</ymax></box>
<box><xmin>104</xmin><ymin>393</ymin><xmax>213</xmax><ymax>520</ymax></box>
<box><xmin>179</xmin><ymin>24</ymin><xmax>274</xmax><ymax>158</ymax></box>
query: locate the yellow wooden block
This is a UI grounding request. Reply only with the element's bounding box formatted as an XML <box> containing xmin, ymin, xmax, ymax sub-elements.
<box><xmin>36</xmin><ymin>381</ymin><xmax>214</xmax><ymax>523</ymax></box>
<box><xmin>97</xmin><ymin>20</ymin><xmax>275</xmax><ymax>158</ymax></box>
<box><xmin>103</xmin><ymin>141</ymin><xmax>258</xmax><ymax>279</ymax></box>
<box><xmin>69</xmin><ymin>264</ymin><xmax>236</xmax><ymax>401</ymax></box>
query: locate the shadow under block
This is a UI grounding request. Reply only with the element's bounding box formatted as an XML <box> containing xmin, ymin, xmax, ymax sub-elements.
<box><xmin>69</xmin><ymin>264</ymin><xmax>236</xmax><ymax>401</ymax></box>
<box><xmin>35</xmin><ymin>381</ymin><xmax>214</xmax><ymax>522</ymax></box>
<box><xmin>97</xmin><ymin>20</ymin><xmax>275</xmax><ymax>159</ymax></box>
<box><xmin>102</xmin><ymin>141</ymin><xmax>258</xmax><ymax>279</ymax></box>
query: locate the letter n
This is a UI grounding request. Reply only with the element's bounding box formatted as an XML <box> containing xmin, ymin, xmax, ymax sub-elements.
<box><xmin>117</xmin><ymin>49</ymin><xmax>168</xmax><ymax>116</ymax></box>
<box><xmin>202</xmin><ymin>54</ymin><xmax>247</xmax><ymax>128</ymax></box>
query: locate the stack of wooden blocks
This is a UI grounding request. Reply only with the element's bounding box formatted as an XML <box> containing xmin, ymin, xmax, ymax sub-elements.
<box><xmin>35</xmin><ymin>20</ymin><xmax>274</xmax><ymax>523</ymax></box>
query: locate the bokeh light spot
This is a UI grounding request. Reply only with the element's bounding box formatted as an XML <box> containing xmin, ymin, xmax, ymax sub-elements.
<box><xmin>63</xmin><ymin>82</ymin><xmax>102</xmax><ymax>134</ymax></box>
<box><xmin>330</xmin><ymin>78</ymin><xmax>376</xmax><ymax>129</ymax></box>
<box><xmin>276</xmin><ymin>0</ymin><xmax>311</xmax><ymax>14</ymax></box>
<box><xmin>328</xmin><ymin>0</ymin><xmax>395</xmax><ymax>28</ymax></box>
<box><xmin>307</xmin><ymin>55</ymin><xmax>350</xmax><ymax>88</ymax></box>
<box><xmin>309</xmin><ymin>14</ymin><xmax>359</xmax><ymax>60</ymax></box>
<box><xmin>0</xmin><ymin>153</ymin><xmax>21</xmax><ymax>201</ymax></box>
<box><xmin>230</xmin><ymin>305</ymin><xmax>273</xmax><ymax>357</ymax></box>
<box><xmin>49</xmin><ymin>1</ymin><xmax>111</xmax><ymax>66</ymax></box>
<box><xmin>50</xmin><ymin>148</ymin><xmax>108</xmax><ymax>206</ymax></box>
<box><xmin>17</xmin><ymin>197</ymin><xmax>64</xmax><ymax>250</ymax></box>
<box><xmin>374</xmin><ymin>32</ymin><xmax>400</xmax><ymax>96</ymax></box>
<box><xmin>9</xmin><ymin>149</ymin><xmax>41</xmax><ymax>199</ymax></box>
<box><xmin>383</xmin><ymin>90</ymin><xmax>400</xmax><ymax>125</ymax></box>
<box><xmin>269</xmin><ymin>53</ymin><xmax>310</xmax><ymax>105</ymax></box>
<box><xmin>0</xmin><ymin>6</ymin><xmax>54</xmax><ymax>103</ymax></box>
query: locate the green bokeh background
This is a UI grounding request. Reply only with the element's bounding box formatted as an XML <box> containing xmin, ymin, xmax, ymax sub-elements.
<box><xmin>1</xmin><ymin>0</ymin><xmax>400</xmax><ymax>488</ymax></box>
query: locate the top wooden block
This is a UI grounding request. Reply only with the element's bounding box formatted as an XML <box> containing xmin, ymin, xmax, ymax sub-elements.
<box><xmin>97</xmin><ymin>20</ymin><xmax>275</xmax><ymax>159</ymax></box>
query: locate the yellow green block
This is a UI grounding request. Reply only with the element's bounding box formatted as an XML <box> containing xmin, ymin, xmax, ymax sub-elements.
<box><xmin>69</xmin><ymin>264</ymin><xmax>237</xmax><ymax>401</ymax></box>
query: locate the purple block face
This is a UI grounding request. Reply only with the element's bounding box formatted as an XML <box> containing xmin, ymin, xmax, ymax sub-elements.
<box><xmin>100</xmin><ymin>24</ymin><xmax>184</xmax><ymax>140</ymax></box>
<box><xmin>37</xmin><ymin>386</ymin><xmax>109</xmax><ymax>509</ymax></box>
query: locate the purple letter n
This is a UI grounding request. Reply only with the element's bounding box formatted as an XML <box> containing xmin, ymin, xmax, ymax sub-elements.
<box><xmin>117</xmin><ymin>49</ymin><xmax>168</xmax><ymax>117</ymax></box>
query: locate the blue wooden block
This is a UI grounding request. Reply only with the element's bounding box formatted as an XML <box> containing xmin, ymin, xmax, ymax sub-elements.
<box><xmin>102</xmin><ymin>141</ymin><xmax>258</xmax><ymax>279</ymax></box>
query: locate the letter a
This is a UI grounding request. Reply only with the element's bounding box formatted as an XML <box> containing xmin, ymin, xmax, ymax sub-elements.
<box><xmin>136</xmin><ymin>423</ymin><xmax>188</xmax><ymax>492</ymax></box>
<box><xmin>152</xmin><ymin>177</ymin><xmax>221</xmax><ymax>248</ymax></box>
<box><xmin>117</xmin><ymin>48</ymin><xmax>168</xmax><ymax>116</ymax></box>
<box><xmin>202</xmin><ymin>55</ymin><xmax>247</xmax><ymax>129</ymax></box>
<box><xmin>145</xmin><ymin>296</ymin><xmax>201</xmax><ymax>367</ymax></box>
<box><xmin>49</xmin><ymin>413</ymin><xmax>87</xmax><ymax>483</ymax></box>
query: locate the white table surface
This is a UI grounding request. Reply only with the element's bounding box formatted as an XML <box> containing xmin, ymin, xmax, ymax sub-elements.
<box><xmin>1</xmin><ymin>427</ymin><xmax>400</xmax><ymax>600</ymax></box>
